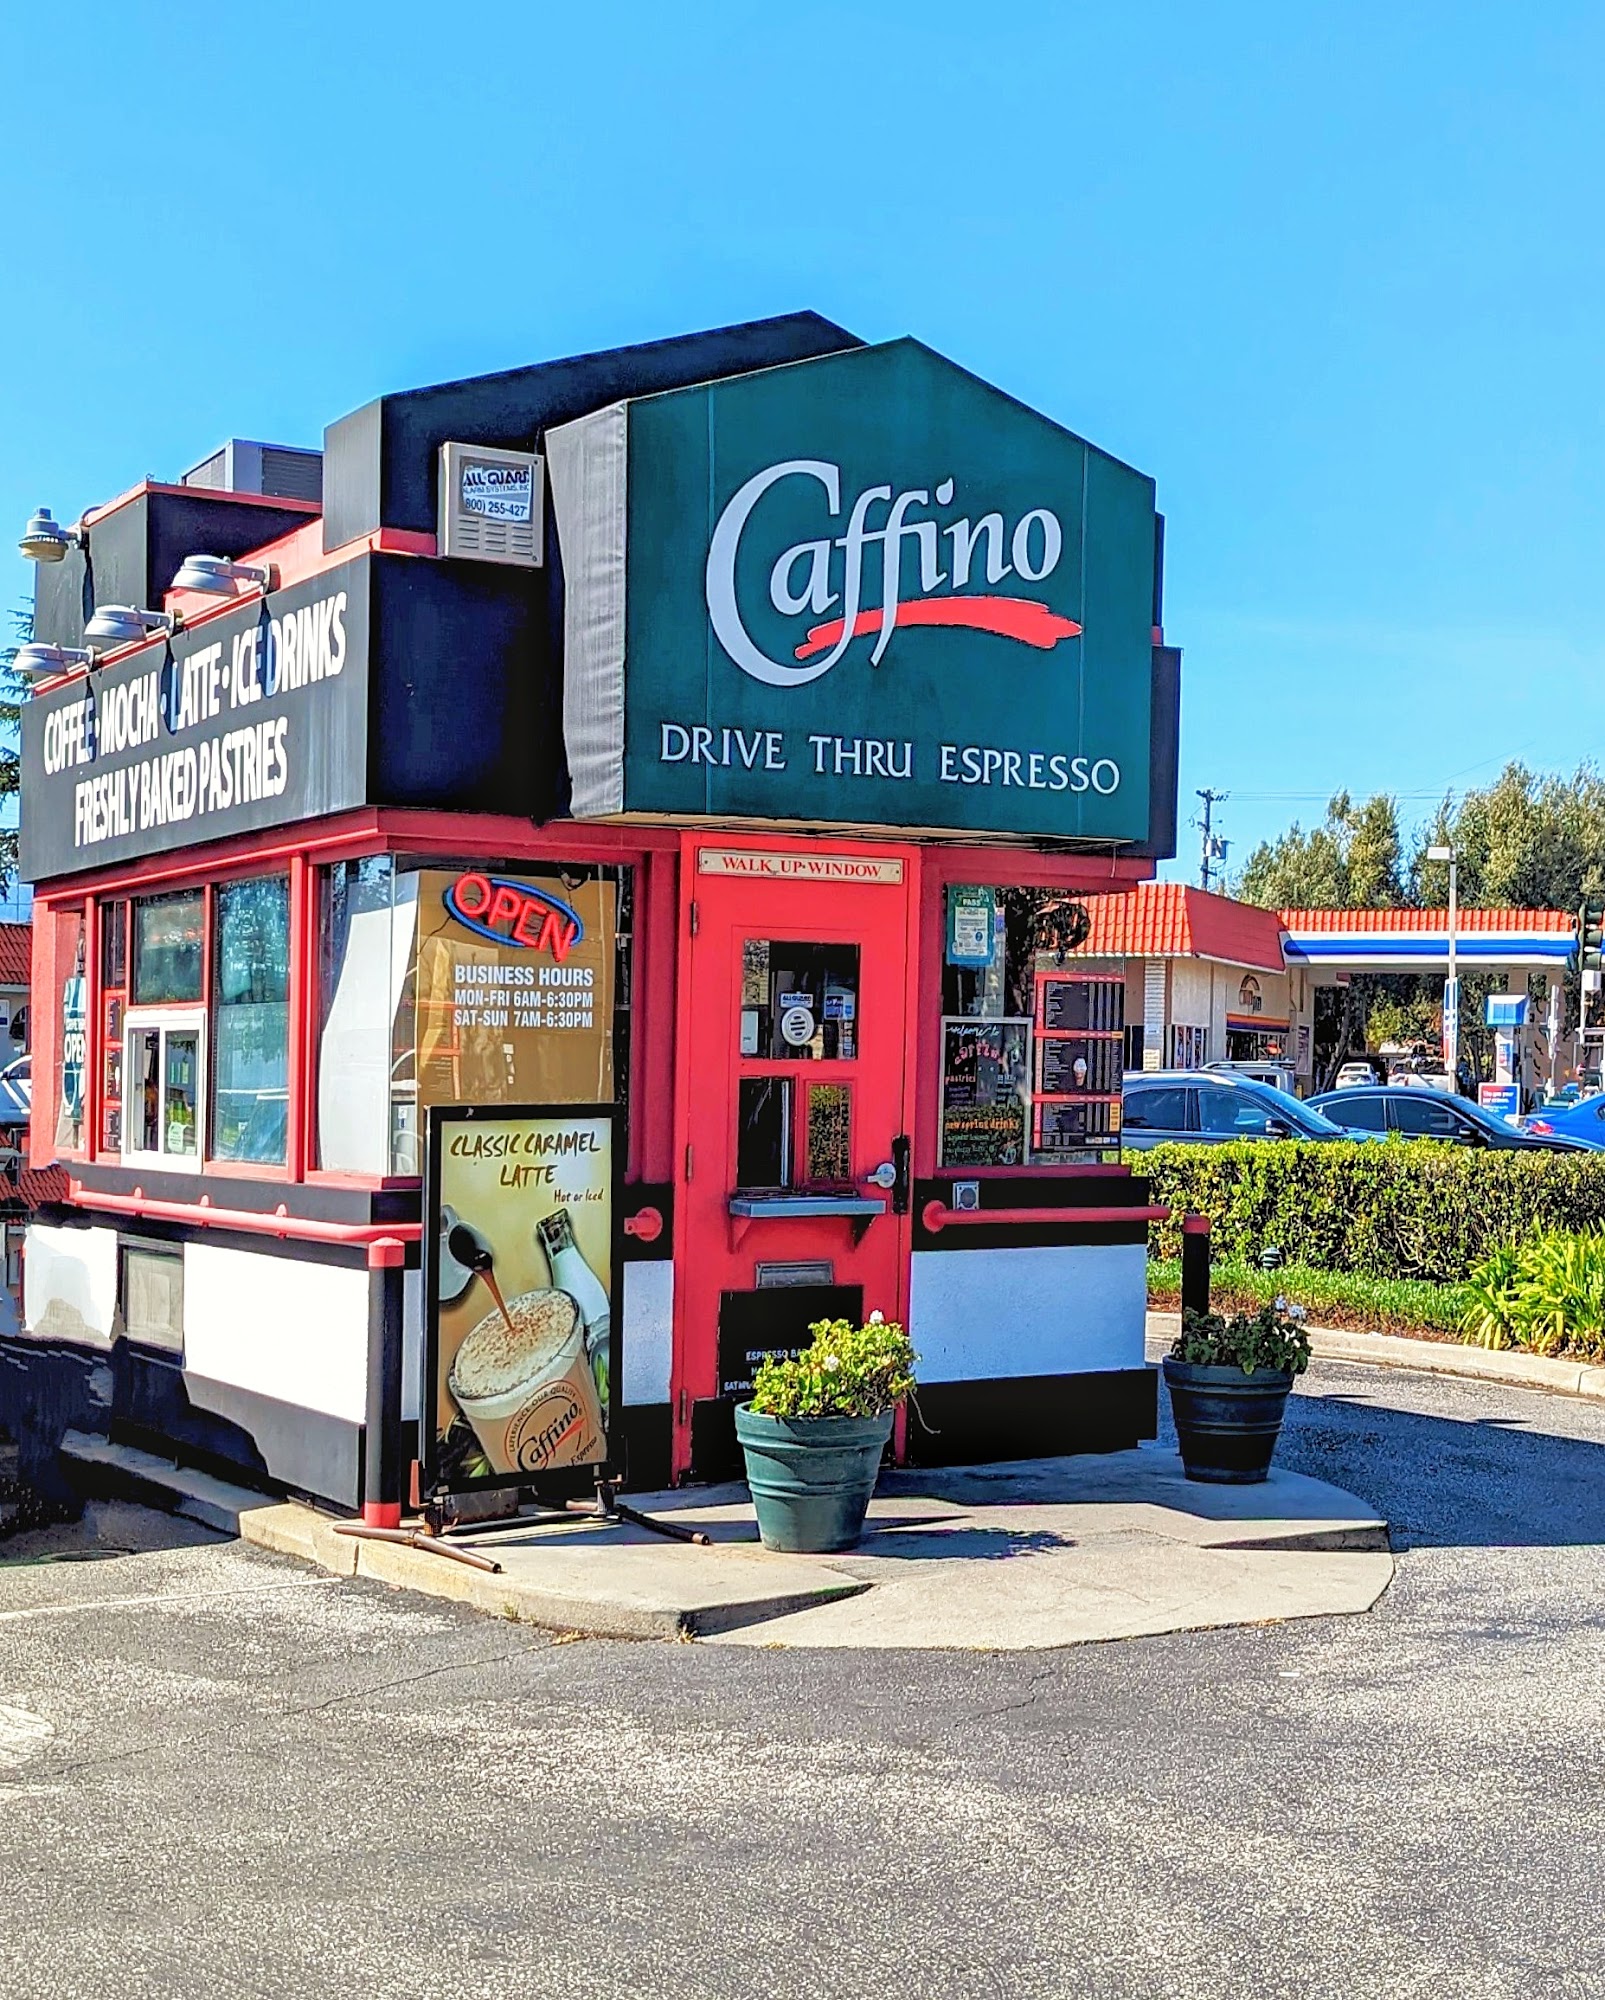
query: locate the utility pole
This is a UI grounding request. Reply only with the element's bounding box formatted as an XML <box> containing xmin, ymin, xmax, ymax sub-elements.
<box><xmin>1195</xmin><ymin>790</ymin><xmax>1228</xmax><ymax>892</ymax></box>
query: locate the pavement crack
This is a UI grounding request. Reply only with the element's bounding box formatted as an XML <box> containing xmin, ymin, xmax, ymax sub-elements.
<box><xmin>273</xmin><ymin>1640</ymin><xmax>558</xmax><ymax>1719</ymax></box>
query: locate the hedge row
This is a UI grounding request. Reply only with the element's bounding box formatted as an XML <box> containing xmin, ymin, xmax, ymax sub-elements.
<box><xmin>1140</xmin><ymin>1141</ymin><xmax>1605</xmax><ymax>1284</ymax></box>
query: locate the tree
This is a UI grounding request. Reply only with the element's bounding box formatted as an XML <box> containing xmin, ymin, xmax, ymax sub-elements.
<box><xmin>1236</xmin><ymin>790</ymin><xmax>1404</xmax><ymax>912</ymax></box>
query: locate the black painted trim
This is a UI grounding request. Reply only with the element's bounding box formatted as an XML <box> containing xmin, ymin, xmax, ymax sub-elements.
<box><xmin>906</xmin><ymin>1366</ymin><xmax>1157</xmax><ymax>1466</ymax></box>
<box><xmin>618</xmin><ymin>1403</ymin><xmax>672</xmax><ymax>1492</ymax></box>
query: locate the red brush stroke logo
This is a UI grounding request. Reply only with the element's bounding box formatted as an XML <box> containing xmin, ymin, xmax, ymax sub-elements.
<box><xmin>795</xmin><ymin>595</ymin><xmax>1081</xmax><ymax>662</ymax></box>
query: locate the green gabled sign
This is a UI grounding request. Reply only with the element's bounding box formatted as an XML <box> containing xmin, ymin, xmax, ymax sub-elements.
<box><xmin>548</xmin><ymin>338</ymin><xmax>1162</xmax><ymax>843</ymax></box>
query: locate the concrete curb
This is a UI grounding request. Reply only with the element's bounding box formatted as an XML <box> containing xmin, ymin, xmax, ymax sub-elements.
<box><xmin>1146</xmin><ymin>1310</ymin><xmax>1605</xmax><ymax>1403</ymax></box>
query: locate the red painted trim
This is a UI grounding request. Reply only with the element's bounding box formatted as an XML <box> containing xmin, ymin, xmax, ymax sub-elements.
<box><xmin>84</xmin><ymin>897</ymin><xmax>103</xmax><ymax>1164</ymax></box>
<box><xmin>66</xmin><ymin>479</ymin><xmax>322</xmax><ymax>540</ymax></box>
<box><xmin>68</xmin><ymin>1180</ymin><xmax>422</xmax><ymax>1248</ymax></box>
<box><xmin>199</xmin><ymin>881</ymin><xmax>215</xmax><ymax>1162</ymax></box>
<box><xmin>1181</xmin><ymin>1213</ymin><xmax>1210</xmax><ymax>1236</ymax></box>
<box><xmin>921</xmin><ymin>1201</ymin><xmax>1169</xmax><ymax>1232</ymax></box>
<box><xmin>361</xmin><ymin>1502</ymin><xmax>404</xmax><ymax>1528</ymax></box>
<box><xmin>286</xmin><ymin>855</ymin><xmax>311</xmax><ymax>1181</ymax></box>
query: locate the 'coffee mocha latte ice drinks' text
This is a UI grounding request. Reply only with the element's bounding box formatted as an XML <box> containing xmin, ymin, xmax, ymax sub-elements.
<box><xmin>448</xmin><ymin>1288</ymin><xmax>604</xmax><ymax>1473</ymax></box>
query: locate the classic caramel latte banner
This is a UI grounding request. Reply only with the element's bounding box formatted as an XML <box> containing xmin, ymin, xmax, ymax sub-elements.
<box><xmin>423</xmin><ymin>1106</ymin><xmax>618</xmax><ymax>1494</ymax></box>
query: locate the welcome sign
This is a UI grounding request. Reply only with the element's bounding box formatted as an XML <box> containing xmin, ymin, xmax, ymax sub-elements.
<box><xmin>548</xmin><ymin>339</ymin><xmax>1160</xmax><ymax>842</ymax></box>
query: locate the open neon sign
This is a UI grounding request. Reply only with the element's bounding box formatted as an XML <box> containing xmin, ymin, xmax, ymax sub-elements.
<box><xmin>443</xmin><ymin>874</ymin><xmax>584</xmax><ymax>961</ymax></box>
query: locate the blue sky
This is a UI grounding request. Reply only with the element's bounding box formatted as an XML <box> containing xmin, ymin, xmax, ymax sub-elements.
<box><xmin>6</xmin><ymin>2</ymin><xmax>1602</xmax><ymax>880</ymax></box>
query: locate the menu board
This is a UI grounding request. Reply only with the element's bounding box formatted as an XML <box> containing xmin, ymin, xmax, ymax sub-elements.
<box><xmin>1032</xmin><ymin>971</ymin><xmax>1124</xmax><ymax>1162</ymax></box>
<box><xmin>940</xmin><ymin>1019</ymin><xmax>1030</xmax><ymax>1166</ymax></box>
<box><xmin>1039</xmin><ymin>1034</ymin><xmax>1122</xmax><ymax>1096</ymax></box>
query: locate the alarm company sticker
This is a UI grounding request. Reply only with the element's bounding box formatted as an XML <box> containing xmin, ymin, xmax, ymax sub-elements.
<box><xmin>780</xmin><ymin>1004</ymin><xmax>816</xmax><ymax>1047</ymax></box>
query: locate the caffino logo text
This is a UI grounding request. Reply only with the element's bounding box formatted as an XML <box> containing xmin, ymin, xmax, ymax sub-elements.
<box><xmin>704</xmin><ymin>461</ymin><xmax>1083</xmax><ymax>689</ymax></box>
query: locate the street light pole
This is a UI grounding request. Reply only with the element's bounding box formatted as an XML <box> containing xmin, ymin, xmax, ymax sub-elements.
<box><xmin>1428</xmin><ymin>845</ymin><xmax>1458</xmax><ymax>1088</ymax></box>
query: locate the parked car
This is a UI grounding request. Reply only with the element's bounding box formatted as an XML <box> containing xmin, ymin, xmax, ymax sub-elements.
<box><xmin>1332</xmin><ymin>1060</ymin><xmax>1384</xmax><ymax>1091</ymax></box>
<box><xmin>1309</xmin><ymin>1086</ymin><xmax>1589</xmax><ymax>1152</ymax></box>
<box><xmin>1122</xmin><ymin>1070</ymin><xmax>1350</xmax><ymax>1149</ymax></box>
<box><xmin>1202</xmin><ymin>1058</ymin><xmax>1297</xmax><ymax>1096</ymax></box>
<box><xmin>1519</xmin><ymin>1097</ymin><xmax>1605</xmax><ymax>1151</ymax></box>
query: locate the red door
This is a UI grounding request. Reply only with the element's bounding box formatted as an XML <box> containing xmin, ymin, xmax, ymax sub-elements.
<box><xmin>671</xmin><ymin>835</ymin><xmax>919</xmax><ymax>1479</ymax></box>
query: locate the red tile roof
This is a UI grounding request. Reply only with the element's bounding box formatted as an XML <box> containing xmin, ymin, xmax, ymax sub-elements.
<box><xmin>1071</xmin><ymin>883</ymin><xmax>1288</xmax><ymax>972</ymax></box>
<box><xmin>1280</xmin><ymin>907</ymin><xmax>1573</xmax><ymax>935</ymax></box>
<box><xmin>0</xmin><ymin>924</ymin><xmax>31</xmax><ymax>987</ymax></box>
<box><xmin>15</xmin><ymin>1166</ymin><xmax>68</xmax><ymax>1211</ymax></box>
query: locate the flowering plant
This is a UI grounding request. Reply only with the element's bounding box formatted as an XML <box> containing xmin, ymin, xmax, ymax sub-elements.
<box><xmin>748</xmin><ymin>1312</ymin><xmax>917</xmax><ymax>1420</ymax></box>
<box><xmin>1171</xmin><ymin>1300</ymin><xmax>1311</xmax><ymax>1377</ymax></box>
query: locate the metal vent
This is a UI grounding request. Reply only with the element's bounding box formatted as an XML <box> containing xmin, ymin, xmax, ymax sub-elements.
<box><xmin>259</xmin><ymin>446</ymin><xmax>323</xmax><ymax>501</ymax></box>
<box><xmin>438</xmin><ymin>442</ymin><xmax>543</xmax><ymax>567</ymax></box>
<box><xmin>179</xmin><ymin>439</ymin><xmax>322</xmax><ymax>501</ymax></box>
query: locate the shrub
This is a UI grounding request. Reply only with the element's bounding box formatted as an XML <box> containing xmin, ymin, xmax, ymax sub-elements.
<box><xmin>1141</xmin><ymin>1141</ymin><xmax>1605</xmax><ymax>1284</ymax></box>
<box><xmin>1170</xmin><ymin>1302</ymin><xmax>1313</xmax><ymax>1377</ymax></box>
<box><xmin>748</xmin><ymin>1314</ymin><xmax>917</xmax><ymax>1420</ymax></box>
<box><xmin>1460</xmin><ymin>1228</ymin><xmax>1605</xmax><ymax>1359</ymax></box>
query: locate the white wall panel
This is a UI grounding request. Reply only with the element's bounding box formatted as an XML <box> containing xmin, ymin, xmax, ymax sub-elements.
<box><xmin>183</xmin><ymin>1244</ymin><xmax>370</xmax><ymax>1422</ymax></box>
<box><xmin>24</xmin><ymin>1223</ymin><xmax>119</xmax><ymax>1347</ymax></box>
<box><xmin>622</xmin><ymin>1261</ymin><xmax>673</xmax><ymax>1406</ymax></box>
<box><xmin>910</xmin><ymin>1243</ymin><xmax>1146</xmax><ymax>1382</ymax></box>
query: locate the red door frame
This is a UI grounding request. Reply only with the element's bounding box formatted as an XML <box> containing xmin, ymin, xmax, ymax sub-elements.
<box><xmin>669</xmin><ymin>830</ymin><xmax>922</xmax><ymax>1481</ymax></box>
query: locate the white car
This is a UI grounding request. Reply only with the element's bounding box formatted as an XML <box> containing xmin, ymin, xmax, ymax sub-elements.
<box><xmin>1332</xmin><ymin>1062</ymin><xmax>1381</xmax><ymax>1091</ymax></box>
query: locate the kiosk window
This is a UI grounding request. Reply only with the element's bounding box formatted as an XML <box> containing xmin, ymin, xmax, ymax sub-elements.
<box><xmin>124</xmin><ymin>1013</ymin><xmax>204</xmax><ymax>1167</ymax></box>
<box><xmin>133</xmin><ymin>892</ymin><xmax>204</xmax><ymax>1004</ymax></box>
<box><xmin>211</xmin><ymin>876</ymin><xmax>290</xmax><ymax>1165</ymax></box>
<box><xmin>939</xmin><ymin>885</ymin><xmax>1121</xmax><ymax>1166</ymax></box>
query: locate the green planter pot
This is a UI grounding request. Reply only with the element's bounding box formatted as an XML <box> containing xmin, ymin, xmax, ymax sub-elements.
<box><xmin>1162</xmin><ymin>1357</ymin><xmax>1295</xmax><ymax>1485</ymax></box>
<box><xmin>734</xmin><ymin>1404</ymin><xmax>895</xmax><ymax>1553</ymax></box>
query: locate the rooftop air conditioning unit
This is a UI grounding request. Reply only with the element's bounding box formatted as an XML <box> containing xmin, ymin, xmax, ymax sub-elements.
<box><xmin>180</xmin><ymin>440</ymin><xmax>323</xmax><ymax>502</ymax></box>
<box><xmin>437</xmin><ymin>442</ymin><xmax>543</xmax><ymax>567</ymax></box>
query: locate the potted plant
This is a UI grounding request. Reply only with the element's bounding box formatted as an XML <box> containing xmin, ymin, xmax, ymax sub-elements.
<box><xmin>1162</xmin><ymin>1301</ymin><xmax>1312</xmax><ymax>1484</ymax></box>
<box><xmin>735</xmin><ymin>1312</ymin><xmax>917</xmax><ymax>1553</ymax></box>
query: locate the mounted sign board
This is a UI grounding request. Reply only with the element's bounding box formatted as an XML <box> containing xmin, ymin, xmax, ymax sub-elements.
<box><xmin>697</xmin><ymin>848</ymin><xmax>904</xmax><ymax>884</ymax></box>
<box><xmin>20</xmin><ymin>556</ymin><xmax>371</xmax><ymax>881</ymax></box>
<box><xmin>438</xmin><ymin>441</ymin><xmax>544</xmax><ymax>567</ymax></box>
<box><xmin>549</xmin><ymin>339</ymin><xmax>1159</xmax><ymax>842</ymax></box>
<box><xmin>421</xmin><ymin>1103</ymin><xmax>620</xmax><ymax>1498</ymax></box>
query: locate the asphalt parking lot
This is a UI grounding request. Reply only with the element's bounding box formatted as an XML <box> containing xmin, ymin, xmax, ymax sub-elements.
<box><xmin>2</xmin><ymin>1358</ymin><xmax>1603</xmax><ymax>2000</ymax></box>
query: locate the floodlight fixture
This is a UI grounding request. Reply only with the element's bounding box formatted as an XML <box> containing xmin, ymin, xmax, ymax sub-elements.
<box><xmin>12</xmin><ymin>641</ymin><xmax>99</xmax><ymax>684</ymax></box>
<box><xmin>83</xmin><ymin>604</ymin><xmax>181</xmax><ymax>648</ymax></box>
<box><xmin>171</xmin><ymin>552</ymin><xmax>278</xmax><ymax>596</ymax></box>
<box><xmin>19</xmin><ymin>507</ymin><xmax>85</xmax><ymax>563</ymax></box>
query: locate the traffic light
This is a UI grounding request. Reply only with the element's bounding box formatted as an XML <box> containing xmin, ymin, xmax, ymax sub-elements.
<box><xmin>1576</xmin><ymin>901</ymin><xmax>1605</xmax><ymax>976</ymax></box>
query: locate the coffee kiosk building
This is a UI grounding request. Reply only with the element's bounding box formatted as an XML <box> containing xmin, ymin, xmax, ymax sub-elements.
<box><xmin>17</xmin><ymin>313</ymin><xmax>1181</xmax><ymax>1511</ymax></box>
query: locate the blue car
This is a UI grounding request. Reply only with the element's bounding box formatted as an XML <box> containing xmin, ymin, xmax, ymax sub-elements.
<box><xmin>1519</xmin><ymin>1097</ymin><xmax>1605</xmax><ymax>1150</ymax></box>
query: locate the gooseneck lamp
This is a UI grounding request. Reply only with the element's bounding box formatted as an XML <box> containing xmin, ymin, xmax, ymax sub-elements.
<box><xmin>172</xmin><ymin>552</ymin><xmax>278</xmax><ymax>596</ymax></box>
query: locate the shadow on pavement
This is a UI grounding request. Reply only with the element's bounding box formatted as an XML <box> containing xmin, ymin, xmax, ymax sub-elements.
<box><xmin>0</xmin><ymin>1497</ymin><xmax>223</xmax><ymax>1569</ymax></box>
<box><xmin>1227</xmin><ymin>1377</ymin><xmax>1605</xmax><ymax>1553</ymax></box>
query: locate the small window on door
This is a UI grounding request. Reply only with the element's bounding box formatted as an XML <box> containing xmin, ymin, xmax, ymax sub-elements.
<box><xmin>739</xmin><ymin>941</ymin><xmax>859</xmax><ymax>1061</ymax></box>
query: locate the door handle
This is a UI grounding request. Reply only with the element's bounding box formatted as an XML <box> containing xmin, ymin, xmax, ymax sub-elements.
<box><xmin>891</xmin><ymin>1134</ymin><xmax>911</xmax><ymax>1215</ymax></box>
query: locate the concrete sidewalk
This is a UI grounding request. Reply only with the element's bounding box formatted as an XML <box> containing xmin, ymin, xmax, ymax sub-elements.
<box><xmin>208</xmin><ymin>1445</ymin><xmax>1388</xmax><ymax>1650</ymax></box>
